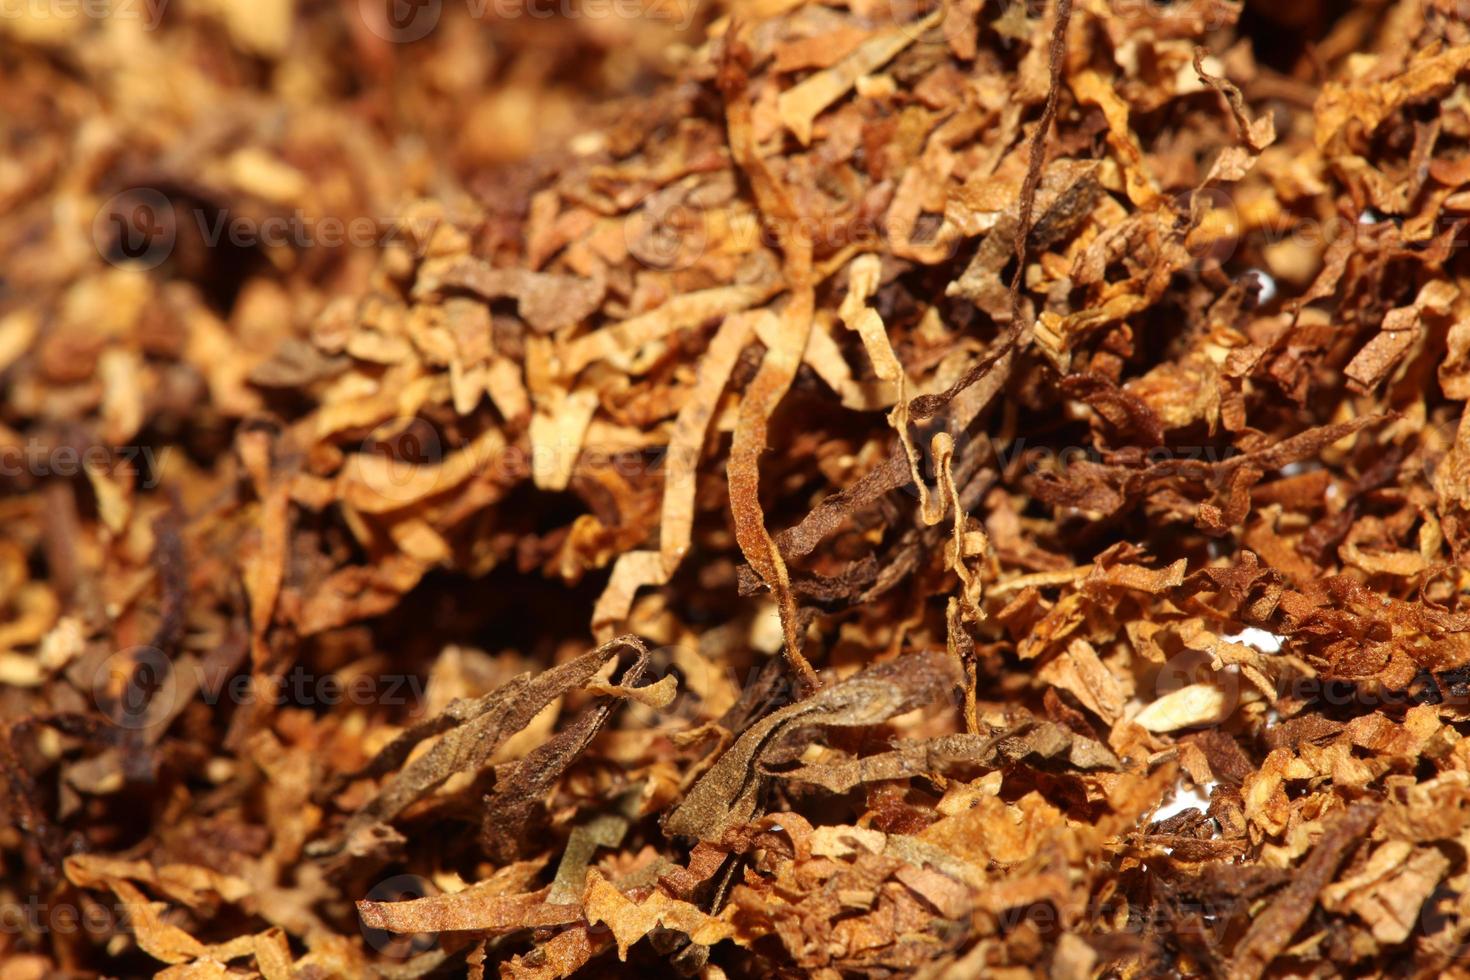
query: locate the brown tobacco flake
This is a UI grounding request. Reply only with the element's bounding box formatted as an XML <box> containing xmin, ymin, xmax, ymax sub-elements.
<box><xmin>1345</xmin><ymin>278</ymin><xmax>1457</xmax><ymax>391</ymax></box>
<box><xmin>412</xmin><ymin>257</ymin><xmax>606</xmax><ymax>335</ymax></box>
<box><xmin>310</xmin><ymin>636</ymin><xmax>650</xmax><ymax>860</ymax></box>
<box><xmin>776</xmin><ymin>12</ymin><xmax>939</xmax><ymax>146</ymax></box>
<box><xmin>357</xmin><ymin>885</ymin><xmax>582</xmax><ymax>934</ymax></box>
<box><xmin>663</xmin><ymin>650</ymin><xmax>959</xmax><ymax>840</ymax></box>
<box><xmin>12</xmin><ymin>0</ymin><xmax>1470</xmax><ymax>977</ymax></box>
<box><xmin>581</xmin><ymin>869</ymin><xmax>735</xmax><ymax>958</ymax></box>
<box><xmin>781</xmin><ymin>725</ymin><xmax>1119</xmax><ymax>794</ymax></box>
<box><xmin>1228</xmin><ymin>803</ymin><xmax>1380</xmax><ymax>980</ymax></box>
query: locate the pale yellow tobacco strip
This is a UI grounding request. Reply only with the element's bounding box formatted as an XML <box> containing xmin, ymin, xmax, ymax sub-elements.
<box><xmin>662</xmin><ymin>310</ymin><xmax>768</xmax><ymax>570</ymax></box>
<box><xmin>0</xmin><ymin>310</ymin><xmax>38</xmax><ymax>375</ymax></box>
<box><xmin>838</xmin><ymin>254</ymin><xmax>903</xmax><ymax>382</ymax></box>
<box><xmin>935</xmin><ymin>431</ymin><xmax>986</xmax><ymax>621</ymax></box>
<box><xmin>837</xmin><ymin>255</ymin><xmax>947</xmax><ymax>525</ymax></box>
<box><xmin>558</xmin><ymin>283</ymin><xmax>773</xmax><ymax>376</ymax></box>
<box><xmin>583</xmin><ymin>870</ymin><xmax>736</xmax><ymax>959</ymax></box>
<box><xmin>591</xmin><ymin>550</ymin><xmax>663</xmax><ymax>641</ymax></box>
<box><xmin>1070</xmin><ymin>69</ymin><xmax>1160</xmax><ymax>207</ymax></box>
<box><xmin>777</xmin><ymin>11</ymin><xmax>941</xmax><ymax>146</ymax></box>
<box><xmin>341</xmin><ymin>427</ymin><xmax>507</xmax><ymax>513</ymax></box>
<box><xmin>589</xmin><ymin>310</ymin><xmax>765</xmax><ymax>638</ymax></box>
<box><xmin>762</xmin><ymin>312</ymin><xmax>897</xmax><ymax>411</ymax></box>
<box><xmin>986</xmin><ymin>565</ymin><xmax>1092</xmax><ymax>596</ymax></box>
<box><xmin>529</xmin><ymin>388</ymin><xmax>599</xmax><ymax>491</ymax></box>
<box><xmin>485</xmin><ymin>356</ymin><xmax>530</xmax><ymax>421</ymax></box>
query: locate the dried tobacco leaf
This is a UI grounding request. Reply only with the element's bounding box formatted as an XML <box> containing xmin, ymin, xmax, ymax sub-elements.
<box><xmin>310</xmin><ymin>635</ymin><xmax>650</xmax><ymax>860</ymax></box>
<box><xmin>664</xmin><ymin>650</ymin><xmax>960</xmax><ymax>841</ymax></box>
<box><xmin>7</xmin><ymin>0</ymin><xmax>1470</xmax><ymax>977</ymax></box>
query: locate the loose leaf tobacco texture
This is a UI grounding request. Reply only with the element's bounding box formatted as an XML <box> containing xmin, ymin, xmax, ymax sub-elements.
<box><xmin>5</xmin><ymin>0</ymin><xmax>1470</xmax><ymax>977</ymax></box>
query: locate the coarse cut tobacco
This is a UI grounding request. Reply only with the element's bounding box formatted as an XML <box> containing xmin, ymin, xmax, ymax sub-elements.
<box><xmin>4</xmin><ymin>0</ymin><xmax>1470</xmax><ymax>977</ymax></box>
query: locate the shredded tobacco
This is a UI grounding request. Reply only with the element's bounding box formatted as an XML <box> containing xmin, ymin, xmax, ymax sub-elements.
<box><xmin>4</xmin><ymin>0</ymin><xmax>1470</xmax><ymax>977</ymax></box>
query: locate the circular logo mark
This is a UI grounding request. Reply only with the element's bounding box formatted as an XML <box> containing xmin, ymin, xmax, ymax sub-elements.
<box><xmin>1150</xmin><ymin>650</ymin><xmax>1241</xmax><ymax>729</ymax></box>
<box><xmin>360</xmin><ymin>874</ymin><xmax>439</xmax><ymax>958</ymax></box>
<box><xmin>360</xmin><ymin>0</ymin><xmax>443</xmax><ymax>43</ymax></box>
<box><xmin>625</xmin><ymin>193</ymin><xmax>709</xmax><ymax>271</ymax></box>
<box><xmin>354</xmin><ymin>417</ymin><xmax>445</xmax><ymax>506</ymax></box>
<box><xmin>92</xmin><ymin>645</ymin><xmax>180</xmax><ymax>732</ymax></box>
<box><xmin>93</xmin><ymin>189</ymin><xmax>176</xmax><ymax>270</ymax></box>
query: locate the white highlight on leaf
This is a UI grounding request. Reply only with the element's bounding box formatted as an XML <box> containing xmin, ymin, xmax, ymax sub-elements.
<box><xmin>1223</xmin><ymin>627</ymin><xmax>1283</xmax><ymax>654</ymax></box>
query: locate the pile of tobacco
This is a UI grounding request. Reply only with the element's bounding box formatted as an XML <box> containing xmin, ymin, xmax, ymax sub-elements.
<box><xmin>5</xmin><ymin>0</ymin><xmax>1470</xmax><ymax>976</ymax></box>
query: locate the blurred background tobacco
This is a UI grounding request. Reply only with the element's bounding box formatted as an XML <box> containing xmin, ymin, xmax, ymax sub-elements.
<box><xmin>4</xmin><ymin>0</ymin><xmax>1470</xmax><ymax>977</ymax></box>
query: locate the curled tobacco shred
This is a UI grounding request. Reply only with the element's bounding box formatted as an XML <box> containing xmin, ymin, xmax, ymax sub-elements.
<box><xmin>664</xmin><ymin>649</ymin><xmax>959</xmax><ymax>840</ymax></box>
<box><xmin>5</xmin><ymin>0</ymin><xmax>1470</xmax><ymax>977</ymax></box>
